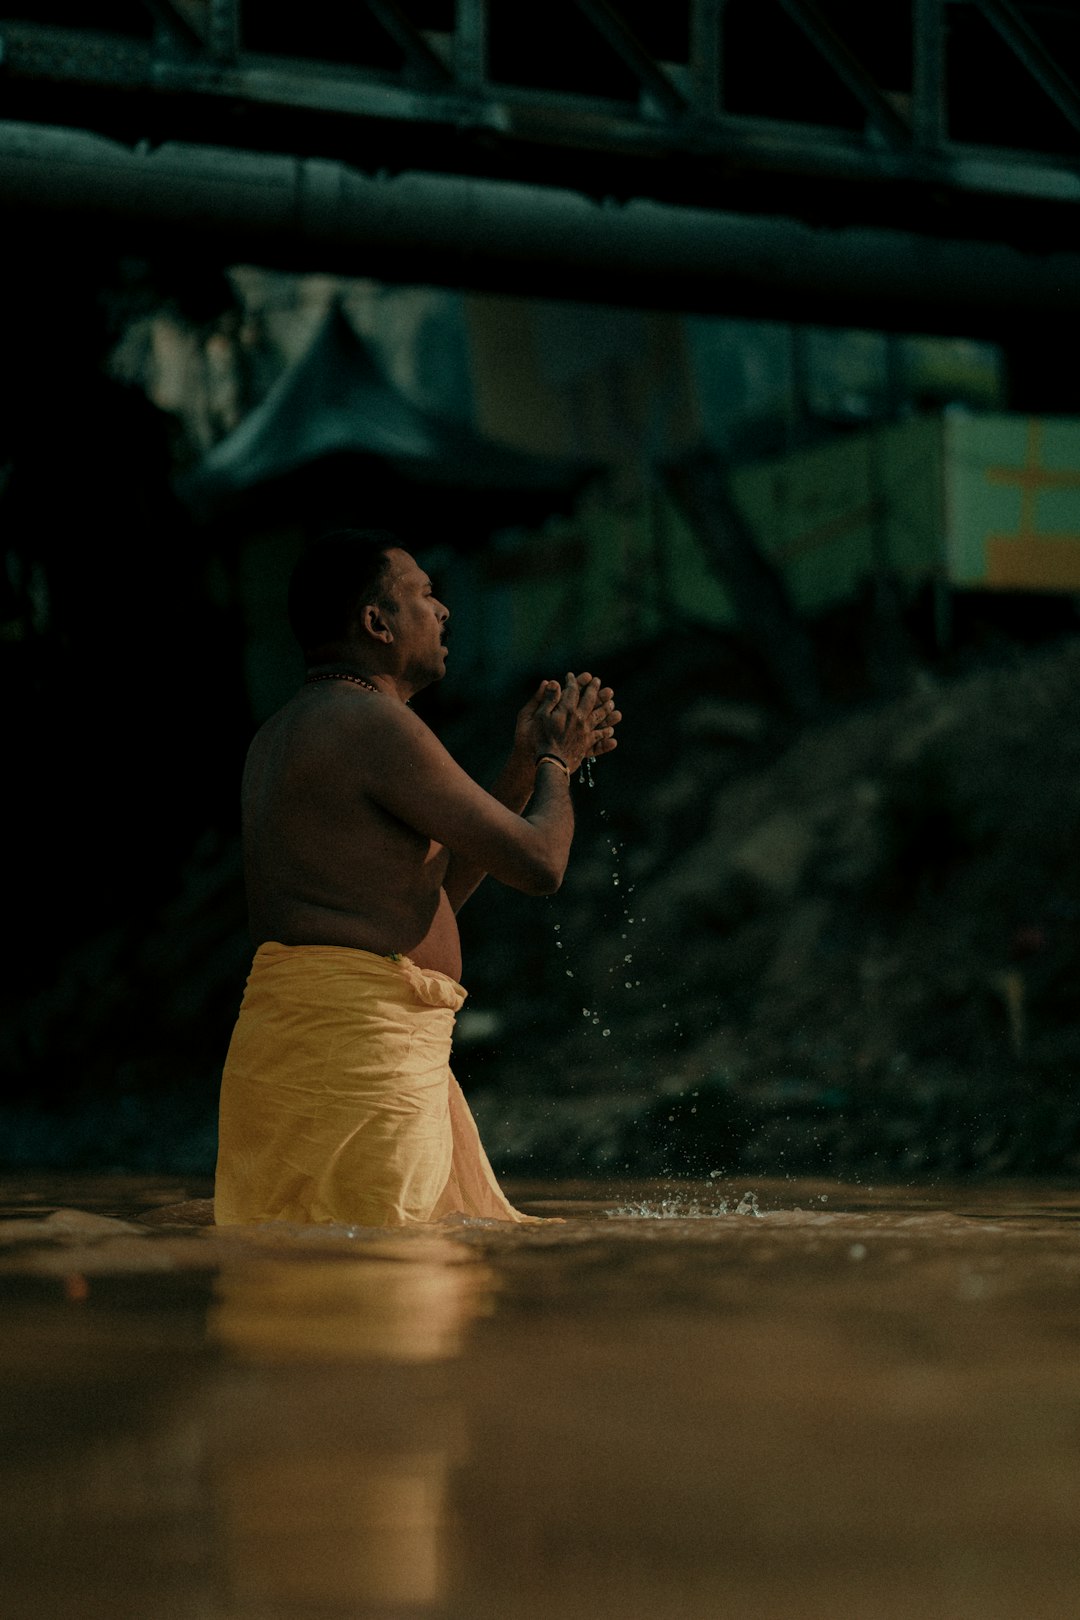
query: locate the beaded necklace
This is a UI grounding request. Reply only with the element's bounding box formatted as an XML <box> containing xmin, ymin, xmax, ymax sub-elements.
<box><xmin>305</xmin><ymin>671</ymin><xmax>380</xmax><ymax>694</ymax></box>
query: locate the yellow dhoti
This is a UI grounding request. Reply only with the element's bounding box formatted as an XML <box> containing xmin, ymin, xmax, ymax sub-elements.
<box><xmin>215</xmin><ymin>942</ymin><xmax>530</xmax><ymax>1227</ymax></box>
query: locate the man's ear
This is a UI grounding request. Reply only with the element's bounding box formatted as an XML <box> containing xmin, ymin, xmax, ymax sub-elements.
<box><xmin>358</xmin><ymin>602</ymin><xmax>394</xmax><ymax>644</ymax></box>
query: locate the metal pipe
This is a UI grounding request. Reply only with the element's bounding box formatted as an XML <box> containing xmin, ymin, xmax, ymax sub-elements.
<box><xmin>1</xmin><ymin>120</ymin><xmax>1077</xmax><ymax>333</ymax></box>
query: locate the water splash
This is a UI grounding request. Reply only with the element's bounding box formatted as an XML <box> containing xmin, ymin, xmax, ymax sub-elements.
<box><xmin>609</xmin><ymin>1189</ymin><xmax>764</xmax><ymax>1220</ymax></box>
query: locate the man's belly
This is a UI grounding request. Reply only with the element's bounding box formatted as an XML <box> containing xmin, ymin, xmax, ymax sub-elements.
<box><xmin>405</xmin><ymin>887</ymin><xmax>463</xmax><ymax>981</ymax></box>
<box><xmin>250</xmin><ymin>886</ymin><xmax>463</xmax><ymax>982</ymax></box>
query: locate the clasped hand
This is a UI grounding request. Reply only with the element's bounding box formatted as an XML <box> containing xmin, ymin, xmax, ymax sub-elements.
<box><xmin>514</xmin><ymin>671</ymin><xmax>622</xmax><ymax>775</ymax></box>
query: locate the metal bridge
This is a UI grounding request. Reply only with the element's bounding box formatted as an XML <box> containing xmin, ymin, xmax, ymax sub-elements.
<box><xmin>2</xmin><ymin>1</ymin><xmax>1079</xmax><ymax>328</ymax></box>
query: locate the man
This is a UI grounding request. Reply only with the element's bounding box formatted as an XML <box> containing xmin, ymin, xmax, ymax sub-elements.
<box><xmin>215</xmin><ymin>529</ymin><xmax>620</xmax><ymax>1227</ymax></box>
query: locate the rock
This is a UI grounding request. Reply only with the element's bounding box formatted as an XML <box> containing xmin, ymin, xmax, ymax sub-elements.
<box><xmin>729</xmin><ymin>810</ymin><xmax>815</xmax><ymax>896</ymax></box>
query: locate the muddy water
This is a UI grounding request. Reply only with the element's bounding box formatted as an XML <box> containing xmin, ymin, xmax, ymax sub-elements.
<box><xmin>3</xmin><ymin>1175</ymin><xmax>1080</xmax><ymax>1620</ymax></box>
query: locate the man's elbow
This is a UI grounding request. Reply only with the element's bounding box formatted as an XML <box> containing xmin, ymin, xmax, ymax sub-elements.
<box><xmin>520</xmin><ymin>852</ymin><xmax>565</xmax><ymax>896</ymax></box>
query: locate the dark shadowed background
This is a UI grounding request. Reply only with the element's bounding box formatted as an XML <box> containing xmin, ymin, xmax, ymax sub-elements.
<box><xmin>3</xmin><ymin>0</ymin><xmax>1080</xmax><ymax>1182</ymax></box>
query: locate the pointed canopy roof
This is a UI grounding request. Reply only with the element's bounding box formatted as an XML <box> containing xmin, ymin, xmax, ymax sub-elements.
<box><xmin>182</xmin><ymin>300</ymin><xmax>590</xmax><ymax>510</ymax></box>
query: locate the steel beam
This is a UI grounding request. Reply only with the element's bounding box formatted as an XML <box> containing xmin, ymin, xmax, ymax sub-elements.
<box><xmin>365</xmin><ymin>0</ymin><xmax>453</xmax><ymax>87</ymax></box>
<box><xmin>913</xmin><ymin>0</ymin><xmax>946</xmax><ymax>148</ymax></box>
<box><xmin>0</xmin><ymin>3</ymin><xmax>1078</xmax><ymax>249</ymax></box>
<box><xmin>207</xmin><ymin>0</ymin><xmax>239</xmax><ymax>63</ymax></box>
<box><xmin>689</xmin><ymin>0</ymin><xmax>722</xmax><ymax>117</ymax></box>
<box><xmin>776</xmin><ymin>0</ymin><xmax>912</xmax><ymax>149</ymax></box>
<box><xmin>972</xmin><ymin>0</ymin><xmax>1080</xmax><ymax>135</ymax></box>
<box><xmin>455</xmin><ymin>0</ymin><xmax>487</xmax><ymax>90</ymax></box>
<box><xmin>139</xmin><ymin>0</ymin><xmax>206</xmax><ymax>51</ymax></box>
<box><xmin>572</xmin><ymin>0</ymin><xmax>687</xmax><ymax>117</ymax></box>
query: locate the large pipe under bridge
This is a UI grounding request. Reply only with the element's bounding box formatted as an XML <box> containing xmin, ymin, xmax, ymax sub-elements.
<box><xmin>3</xmin><ymin>120</ymin><xmax>1079</xmax><ymax>335</ymax></box>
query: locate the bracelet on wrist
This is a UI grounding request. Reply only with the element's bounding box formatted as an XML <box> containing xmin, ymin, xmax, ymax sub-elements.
<box><xmin>535</xmin><ymin>753</ymin><xmax>571</xmax><ymax>778</ymax></box>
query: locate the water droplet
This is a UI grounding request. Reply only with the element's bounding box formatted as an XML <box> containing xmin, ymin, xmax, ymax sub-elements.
<box><xmin>612</xmin><ymin>877</ymin><xmax>620</xmax><ymax>886</ymax></box>
<box><xmin>555</xmin><ymin>940</ymin><xmax>563</xmax><ymax>949</ymax></box>
<box><xmin>565</xmin><ymin>970</ymin><xmax>573</xmax><ymax>977</ymax></box>
<box><xmin>582</xmin><ymin>1007</ymin><xmax>590</xmax><ymax>1016</ymax></box>
<box><xmin>553</xmin><ymin>923</ymin><xmax>560</xmax><ymax>931</ymax></box>
<box><xmin>849</xmin><ymin>1243</ymin><xmax>867</xmax><ymax>1260</ymax></box>
<box><xmin>624</xmin><ymin>954</ymin><xmax>632</xmax><ymax>963</ymax></box>
<box><xmin>624</xmin><ymin>981</ymin><xmax>632</xmax><ymax>988</ymax></box>
<box><xmin>602</xmin><ymin>1028</ymin><xmax>610</xmax><ymax>1036</ymax></box>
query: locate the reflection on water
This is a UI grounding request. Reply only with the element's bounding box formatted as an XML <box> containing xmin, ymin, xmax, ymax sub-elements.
<box><xmin>2</xmin><ymin>1174</ymin><xmax>1080</xmax><ymax>1619</ymax></box>
<box><xmin>209</xmin><ymin>1241</ymin><xmax>494</xmax><ymax>1363</ymax></box>
<box><xmin>207</xmin><ymin>1242</ymin><xmax>493</xmax><ymax>1614</ymax></box>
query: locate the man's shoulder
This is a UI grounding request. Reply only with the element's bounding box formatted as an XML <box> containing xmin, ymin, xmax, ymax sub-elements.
<box><xmin>280</xmin><ymin>687</ymin><xmax>447</xmax><ymax>763</ymax></box>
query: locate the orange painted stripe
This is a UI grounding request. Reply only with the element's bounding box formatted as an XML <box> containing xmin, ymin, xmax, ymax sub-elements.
<box><xmin>986</xmin><ymin>466</ymin><xmax>1080</xmax><ymax>490</ymax></box>
<box><xmin>985</xmin><ymin>535</ymin><xmax>1080</xmax><ymax>589</ymax></box>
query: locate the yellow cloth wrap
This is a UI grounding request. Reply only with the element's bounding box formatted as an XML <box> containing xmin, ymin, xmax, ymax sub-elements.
<box><xmin>214</xmin><ymin>941</ymin><xmax>532</xmax><ymax>1228</ymax></box>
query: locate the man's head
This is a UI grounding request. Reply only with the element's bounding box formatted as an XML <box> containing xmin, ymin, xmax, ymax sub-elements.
<box><xmin>288</xmin><ymin>528</ymin><xmax>449</xmax><ymax>692</ymax></box>
<box><xmin>288</xmin><ymin>529</ymin><xmax>399</xmax><ymax>660</ymax></box>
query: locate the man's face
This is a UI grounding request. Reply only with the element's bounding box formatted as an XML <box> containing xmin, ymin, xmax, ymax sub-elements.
<box><xmin>382</xmin><ymin>549</ymin><xmax>450</xmax><ymax>685</ymax></box>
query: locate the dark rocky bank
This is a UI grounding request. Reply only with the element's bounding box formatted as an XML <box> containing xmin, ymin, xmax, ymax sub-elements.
<box><xmin>3</xmin><ymin>627</ymin><xmax>1080</xmax><ymax>1183</ymax></box>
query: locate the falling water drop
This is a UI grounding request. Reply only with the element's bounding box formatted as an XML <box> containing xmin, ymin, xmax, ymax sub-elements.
<box><xmin>602</xmin><ymin>1028</ymin><xmax>610</xmax><ymax>1037</ymax></box>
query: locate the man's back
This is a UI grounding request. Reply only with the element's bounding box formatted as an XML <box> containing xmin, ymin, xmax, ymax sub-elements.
<box><xmin>242</xmin><ymin>684</ymin><xmax>457</xmax><ymax>970</ymax></box>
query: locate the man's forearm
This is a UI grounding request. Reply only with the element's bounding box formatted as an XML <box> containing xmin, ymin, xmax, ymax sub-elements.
<box><xmin>488</xmin><ymin>750</ymin><xmax>538</xmax><ymax>816</ymax></box>
<box><xmin>442</xmin><ymin>749</ymin><xmax>539</xmax><ymax>911</ymax></box>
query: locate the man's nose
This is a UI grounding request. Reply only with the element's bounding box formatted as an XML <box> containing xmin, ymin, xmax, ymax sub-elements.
<box><xmin>438</xmin><ymin>601</ymin><xmax>450</xmax><ymax>623</ymax></box>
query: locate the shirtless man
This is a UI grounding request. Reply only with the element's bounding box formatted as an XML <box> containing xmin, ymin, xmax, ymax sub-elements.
<box><xmin>215</xmin><ymin>528</ymin><xmax>621</xmax><ymax>1227</ymax></box>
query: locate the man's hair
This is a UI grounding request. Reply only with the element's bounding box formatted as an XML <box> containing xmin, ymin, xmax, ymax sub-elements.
<box><xmin>287</xmin><ymin>529</ymin><xmax>400</xmax><ymax>657</ymax></box>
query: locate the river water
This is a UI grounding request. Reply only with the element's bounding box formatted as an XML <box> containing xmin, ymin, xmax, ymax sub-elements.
<box><xmin>3</xmin><ymin>1173</ymin><xmax>1080</xmax><ymax>1619</ymax></box>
